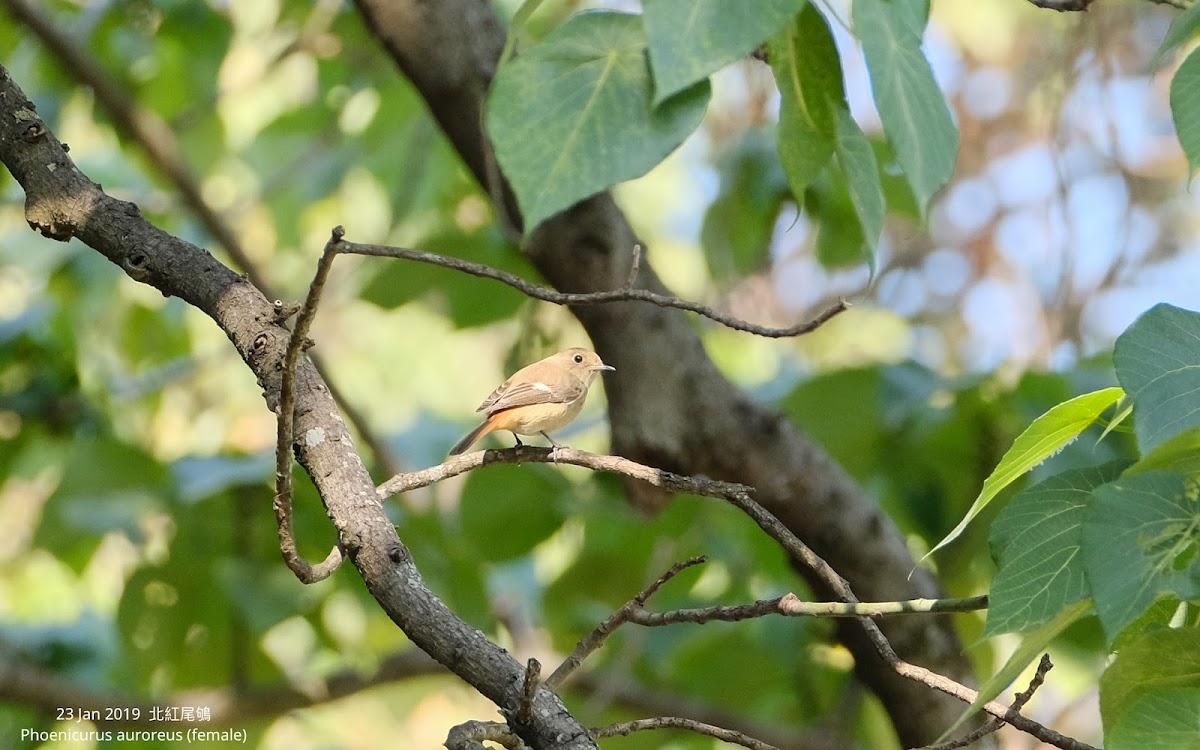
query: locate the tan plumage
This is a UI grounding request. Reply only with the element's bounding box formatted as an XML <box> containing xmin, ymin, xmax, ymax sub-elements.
<box><xmin>448</xmin><ymin>348</ymin><xmax>614</xmax><ymax>455</ymax></box>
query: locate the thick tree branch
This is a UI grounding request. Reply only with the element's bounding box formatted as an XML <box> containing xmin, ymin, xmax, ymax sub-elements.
<box><xmin>348</xmin><ymin>2</ymin><xmax>981</xmax><ymax>744</ymax></box>
<box><xmin>0</xmin><ymin>0</ymin><xmax>403</xmax><ymax>478</ymax></box>
<box><xmin>0</xmin><ymin>64</ymin><xmax>595</xmax><ymax>750</ymax></box>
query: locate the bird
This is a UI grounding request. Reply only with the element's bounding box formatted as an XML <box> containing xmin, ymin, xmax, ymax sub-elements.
<box><xmin>448</xmin><ymin>347</ymin><xmax>614</xmax><ymax>455</ymax></box>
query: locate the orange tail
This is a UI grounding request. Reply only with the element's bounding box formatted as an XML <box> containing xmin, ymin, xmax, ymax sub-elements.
<box><xmin>449</xmin><ymin>416</ymin><xmax>499</xmax><ymax>455</ymax></box>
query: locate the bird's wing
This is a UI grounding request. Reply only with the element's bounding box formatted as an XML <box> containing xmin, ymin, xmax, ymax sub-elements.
<box><xmin>476</xmin><ymin>376</ymin><xmax>586</xmax><ymax>414</ymax></box>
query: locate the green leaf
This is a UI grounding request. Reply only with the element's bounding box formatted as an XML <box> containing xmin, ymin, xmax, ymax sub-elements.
<box><xmin>853</xmin><ymin>0</ymin><xmax>958</xmax><ymax>216</ymax></box>
<box><xmin>1082</xmin><ymin>471</ymin><xmax>1200</xmax><ymax>642</ymax></box>
<box><xmin>486</xmin><ymin>11</ymin><xmax>711</xmax><ymax>234</ymax></box>
<box><xmin>1126</xmin><ymin>425</ymin><xmax>1200</xmax><ymax>480</ymax></box>
<box><xmin>781</xmin><ymin>367</ymin><xmax>885</xmax><ymax>481</ymax></box>
<box><xmin>941</xmin><ymin>599</ymin><xmax>1092</xmax><ymax>742</ymax></box>
<box><xmin>806</xmin><ymin>165</ymin><xmax>867</xmax><ymax>269</ymax></box>
<box><xmin>1153</xmin><ymin>1</ymin><xmax>1200</xmax><ymax>70</ymax></box>
<box><xmin>833</xmin><ymin>108</ymin><xmax>885</xmax><ymax>271</ymax></box>
<box><xmin>1097</xmin><ymin>398</ymin><xmax>1134</xmax><ymax>445</ymax></box>
<box><xmin>499</xmin><ymin>0</ymin><xmax>550</xmax><ymax>69</ymax></box>
<box><xmin>985</xmin><ymin>462</ymin><xmax>1127</xmax><ymax>637</ymax></box>
<box><xmin>769</xmin><ymin>3</ymin><xmax>840</xmax><ymax>200</ymax></box>
<box><xmin>459</xmin><ymin>465</ymin><xmax>569</xmax><ymax>561</ymax></box>
<box><xmin>699</xmin><ymin>129</ymin><xmax>789</xmax><ymax>279</ymax></box>
<box><xmin>1114</xmin><ymin>303</ymin><xmax>1200</xmax><ymax>454</ymax></box>
<box><xmin>925</xmin><ymin>387</ymin><xmax>1124</xmax><ymax>560</ymax></box>
<box><xmin>36</xmin><ymin>437</ymin><xmax>173</xmax><ymax>568</ymax></box>
<box><xmin>1102</xmin><ymin>627</ymin><xmax>1200</xmax><ymax>730</ymax></box>
<box><xmin>1174</xmin><ymin>49</ymin><xmax>1200</xmax><ymax>178</ymax></box>
<box><xmin>644</xmin><ymin>0</ymin><xmax>806</xmax><ymax>104</ymax></box>
<box><xmin>1103</xmin><ymin>629</ymin><xmax>1200</xmax><ymax>750</ymax></box>
<box><xmin>1107</xmin><ymin>688</ymin><xmax>1200</xmax><ymax>750</ymax></box>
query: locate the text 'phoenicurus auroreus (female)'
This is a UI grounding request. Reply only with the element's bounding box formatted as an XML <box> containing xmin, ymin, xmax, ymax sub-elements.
<box><xmin>448</xmin><ymin>347</ymin><xmax>614</xmax><ymax>455</ymax></box>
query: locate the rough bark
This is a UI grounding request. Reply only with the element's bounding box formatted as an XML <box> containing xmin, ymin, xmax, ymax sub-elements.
<box><xmin>0</xmin><ymin>65</ymin><xmax>596</xmax><ymax>750</ymax></box>
<box><xmin>350</xmin><ymin>0</ymin><xmax>979</xmax><ymax>744</ymax></box>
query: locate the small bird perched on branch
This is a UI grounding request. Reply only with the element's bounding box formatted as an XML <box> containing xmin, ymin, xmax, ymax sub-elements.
<box><xmin>448</xmin><ymin>347</ymin><xmax>614</xmax><ymax>455</ymax></box>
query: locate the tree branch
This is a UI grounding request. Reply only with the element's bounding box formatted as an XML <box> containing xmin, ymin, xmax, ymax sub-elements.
<box><xmin>337</xmin><ymin>238</ymin><xmax>850</xmax><ymax>339</ymax></box>
<box><xmin>916</xmin><ymin>654</ymin><xmax>1054</xmax><ymax>750</ymax></box>
<box><xmin>445</xmin><ymin>721</ymin><xmax>529</xmax><ymax>750</ymax></box>
<box><xmin>376</xmin><ymin>445</ymin><xmax>753</xmax><ymax>501</ymax></box>
<box><xmin>592</xmin><ymin>717</ymin><xmax>780</xmax><ymax>750</ymax></box>
<box><xmin>626</xmin><ymin>593</ymin><xmax>989</xmax><ymax>626</ymax></box>
<box><xmin>0</xmin><ymin>63</ymin><xmax>596</xmax><ymax>750</ymax></box>
<box><xmin>273</xmin><ymin>228</ymin><xmax>345</xmax><ymax>582</ymax></box>
<box><xmin>711</xmin><ymin>495</ymin><xmax>1095</xmax><ymax>750</ymax></box>
<box><xmin>546</xmin><ymin>556</ymin><xmax>708</xmax><ymax>691</ymax></box>
<box><xmin>349</xmin><ymin>1</ymin><xmax>983</xmax><ymax>743</ymax></box>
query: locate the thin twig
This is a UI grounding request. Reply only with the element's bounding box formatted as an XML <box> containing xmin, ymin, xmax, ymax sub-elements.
<box><xmin>917</xmin><ymin>654</ymin><xmax>1054</xmax><ymax>750</ymax></box>
<box><xmin>591</xmin><ymin>716</ymin><xmax>779</xmax><ymax>750</ymax></box>
<box><xmin>273</xmin><ymin>228</ymin><xmax>344</xmax><ymax>583</ymax></box>
<box><xmin>335</xmin><ymin>238</ymin><xmax>851</xmax><ymax>339</ymax></box>
<box><xmin>1024</xmin><ymin>0</ymin><xmax>1096</xmax><ymax>9</ymax></box>
<box><xmin>545</xmin><ymin>557</ymin><xmax>708</xmax><ymax>690</ymax></box>
<box><xmin>625</xmin><ymin>243</ymin><xmax>643</xmax><ymax>289</ymax></box>
<box><xmin>627</xmin><ymin>593</ymin><xmax>990</xmax><ymax>626</ymax></box>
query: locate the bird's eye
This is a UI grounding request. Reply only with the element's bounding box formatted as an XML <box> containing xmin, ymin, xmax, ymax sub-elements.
<box><xmin>573</xmin><ymin>354</ymin><xmax>584</xmax><ymax>363</ymax></box>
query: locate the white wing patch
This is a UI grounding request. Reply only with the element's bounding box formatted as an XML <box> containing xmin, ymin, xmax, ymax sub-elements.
<box><xmin>532</xmin><ymin>382</ymin><xmax>553</xmax><ymax>393</ymax></box>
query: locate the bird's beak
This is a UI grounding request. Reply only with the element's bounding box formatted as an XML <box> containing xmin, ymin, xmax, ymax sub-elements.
<box><xmin>595</xmin><ymin>364</ymin><xmax>616</xmax><ymax>372</ymax></box>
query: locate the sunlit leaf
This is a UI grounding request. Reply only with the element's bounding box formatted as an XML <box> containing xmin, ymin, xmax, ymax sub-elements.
<box><xmin>925</xmin><ymin>387</ymin><xmax>1123</xmax><ymax>560</ymax></box>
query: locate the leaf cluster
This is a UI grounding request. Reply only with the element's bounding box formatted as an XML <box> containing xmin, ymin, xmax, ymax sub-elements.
<box><xmin>934</xmin><ymin>303</ymin><xmax>1200</xmax><ymax>746</ymax></box>
<box><xmin>486</xmin><ymin>0</ymin><xmax>957</xmax><ymax>280</ymax></box>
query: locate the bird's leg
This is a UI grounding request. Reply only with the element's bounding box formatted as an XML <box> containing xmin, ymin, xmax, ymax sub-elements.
<box><xmin>541</xmin><ymin>431</ymin><xmax>563</xmax><ymax>462</ymax></box>
<box><xmin>512</xmin><ymin>433</ymin><xmax>524</xmax><ymax>449</ymax></box>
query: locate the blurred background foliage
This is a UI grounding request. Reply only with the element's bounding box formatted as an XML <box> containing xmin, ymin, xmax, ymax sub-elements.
<box><xmin>0</xmin><ymin>0</ymin><xmax>1192</xmax><ymax>747</ymax></box>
